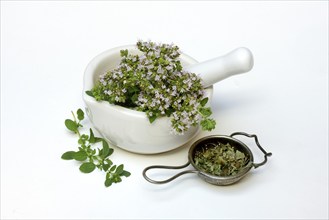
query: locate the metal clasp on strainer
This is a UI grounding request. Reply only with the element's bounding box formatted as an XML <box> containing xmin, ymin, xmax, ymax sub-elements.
<box><xmin>143</xmin><ymin>132</ymin><xmax>272</xmax><ymax>186</ymax></box>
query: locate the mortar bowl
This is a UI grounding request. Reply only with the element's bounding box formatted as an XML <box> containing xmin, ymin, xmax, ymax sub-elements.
<box><xmin>83</xmin><ymin>45</ymin><xmax>213</xmax><ymax>154</ymax></box>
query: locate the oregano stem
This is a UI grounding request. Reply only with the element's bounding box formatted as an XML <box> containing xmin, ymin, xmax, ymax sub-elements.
<box><xmin>71</xmin><ymin>111</ymin><xmax>81</xmax><ymax>137</ymax></box>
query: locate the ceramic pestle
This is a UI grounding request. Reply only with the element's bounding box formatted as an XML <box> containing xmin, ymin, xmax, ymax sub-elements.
<box><xmin>185</xmin><ymin>47</ymin><xmax>254</xmax><ymax>88</ymax></box>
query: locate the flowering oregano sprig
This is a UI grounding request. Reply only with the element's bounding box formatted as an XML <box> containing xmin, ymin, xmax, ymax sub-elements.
<box><xmin>88</xmin><ymin>40</ymin><xmax>216</xmax><ymax>134</ymax></box>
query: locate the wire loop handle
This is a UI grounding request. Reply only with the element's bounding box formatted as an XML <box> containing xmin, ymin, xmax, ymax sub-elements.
<box><xmin>142</xmin><ymin>162</ymin><xmax>198</xmax><ymax>184</ymax></box>
<box><xmin>230</xmin><ymin>132</ymin><xmax>272</xmax><ymax>168</ymax></box>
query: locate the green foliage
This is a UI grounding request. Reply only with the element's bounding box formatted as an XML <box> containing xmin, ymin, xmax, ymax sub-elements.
<box><xmin>200</xmin><ymin>118</ymin><xmax>216</xmax><ymax>131</ymax></box>
<box><xmin>148</xmin><ymin>115</ymin><xmax>157</xmax><ymax>124</ymax></box>
<box><xmin>105</xmin><ymin>164</ymin><xmax>131</xmax><ymax>187</ymax></box>
<box><xmin>72</xmin><ymin>151</ymin><xmax>88</xmax><ymax>161</ymax></box>
<box><xmin>77</xmin><ymin>109</ymin><xmax>84</xmax><ymax>121</ymax></box>
<box><xmin>199</xmin><ymin>107</ymin><xmax>212</xmax><ymax>118</ymax></box>
<box><xmin>85</xmin><ymin>90</ymin><xmax>94</xmax><ymax>97</ymax></box>
<box><xmin>65</xmin><ymin>119</ymin><xmax>78</xmax><ymax>133</ymax></box>
<box><xmin>200</xmin><ymin>97</ymin><xmax>208</xmax><ymax>107</ymax></box>
<box><xmin>61</xmin><ymin>151</ymin><xmax>75</xmax><ymax>160</ymax></box>
<box><xmin>61</xmin><ymin>109</ymin><xmax>130</xmax><ymax>187</ymax></box>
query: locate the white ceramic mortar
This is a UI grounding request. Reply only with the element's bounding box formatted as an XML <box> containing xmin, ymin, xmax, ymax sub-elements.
<box><xmin>83</xmin><ymin>45</ymin><xmax>253</xmax><ymax>154</ymax></box>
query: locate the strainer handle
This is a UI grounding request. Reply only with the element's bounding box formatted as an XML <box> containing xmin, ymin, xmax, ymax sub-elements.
<box><xmin>142</xmin><ymin>162</ymin><xmax>198</xmax><ymax>184</ymax></box>
<box><xmin>230</xmin><ymin>132</ymin><xmax>272</xmax><ymax>168</ymax></box>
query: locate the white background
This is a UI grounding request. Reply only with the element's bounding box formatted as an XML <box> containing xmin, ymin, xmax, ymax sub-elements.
<box><xmin>1</xmin><ymin>1</ymin><xmax>328</xmax><ymax>219</ymax></box>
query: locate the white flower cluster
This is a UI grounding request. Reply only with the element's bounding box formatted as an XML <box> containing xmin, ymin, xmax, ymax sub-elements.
<box><xmin>90</xmin><ymin>40</ymin><xmax>215</xmax><ymax>134</ymax></box>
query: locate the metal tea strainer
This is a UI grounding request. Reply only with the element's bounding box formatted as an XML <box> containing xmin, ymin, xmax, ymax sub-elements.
<box><xmin>143</xmin><ymin>132</ymin><xmax>272</xmax><ymax>186</ymax></box>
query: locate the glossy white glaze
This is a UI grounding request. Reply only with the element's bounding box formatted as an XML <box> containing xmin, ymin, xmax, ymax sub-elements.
<box><xmin>186</xmin><ymin>47</ymin><xmax>254</xmax><ymax>88</ymax></box>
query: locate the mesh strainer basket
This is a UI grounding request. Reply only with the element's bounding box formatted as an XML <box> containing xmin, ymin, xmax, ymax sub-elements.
<box><xmin>143</xmin><ymin>132</ymin><xmax>272</xmax><ymax>186</ymax></box>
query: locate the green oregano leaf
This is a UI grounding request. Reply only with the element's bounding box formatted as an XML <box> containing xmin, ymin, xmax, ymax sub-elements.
<box><xmin>101</xmin><ymin>140</ymin><xmax>110</xmax><ymax>158</ymax></box>
<box><xmin>88</xmin><ymin>128</ymin><xmax>103</xmax><ymax>144</ymax></box>
<box><xmin>79</xmin><ymin>162</ymin><xmax>96</xmax><ymax>173</ymax></box>
<box><xmin>200</xmin><ymin>97</ymin><xmax>208</xmax><ymax>107</ymax></box>
<box><xmin>199</xmin><ymin>107</ymin><xmax>212</xmax><ymax>117</ymax></box>
<box><xmin>61</xmin><ymin>151</ymin><xmax>75</xmax><ymax>160</ymax></box>
<box><xmin>105</xmin><ymin>178</ymin><xmax>113</xmax><ymax>187</ymax></box>
<box><xmin>131</xmin><ymin>93</ymin><xmax>138</xmax><ymax>103</ymax></box>
<box><xmin>85</xmin><ymin>90</ymin><xmax>94</xmax><ymax>97</ymax></box>
<box><xmin>65</xmin><ymin>119</ymin><xmax>78</xmax><ymax>133</ymax></box>
<box><xmin>89</xmin><ymin>128</ymin><xmax>95</xmax><ymax>143</ymax></box>
<box><xmin>200</xmin><ymin>118</ymin><xmax>216</xmax><ymax>131</ymax></box>
<box><xmin>72</xmin><ymin>151</ymin><xmax>87</xmax><ymax>161</ymax></box>
<box><xmin>165</xmin><ymin>108</ymin><xmax>175</xmax><ymax>117</ymax></box>
<box><xmin>103</xmin><ymin>163</ymin><xmax>110</xmax><ymax>172</ymax></box>
<box><xmin>107</xmin><ymin>148</ymin><xmax>114</xmax><ymax>158</ymax></box>
<box><xmin>77</xmin><ymin>109</ymin><xmax>84</xmax><ymax>121</ymax></box>
<box><xmin>110</xmin><ymin>165</ymin><xmax>117</xmax><ymax>172</ymax></box>
<box><xmin>148</xmin><ymin>115</ymin><xmax>157</xmax><ymax>123</ymax></box>
<box><xmin>105</xmin><ymin>159</ymin><xmax>113</xmax><ymax>166</ymax></box>
<box><xmin>121</xmin><ymin>170</ymin><xmax>131</xmax><ymax>177</ymax></box>
<box><xmin>115</xmin><ymin>164</ymin><xmax>124</xmax><ymax>175</ymax></box>
<box><xmin>114</xmin><ymin>176</ymin><xmax>122</xmax><ymax>183</ymax></box>
<box><xmin>120</xmin><ymin>49</ymin><xmax>128</xmax><ymax>57</ymax></box>
<box><xmin>94</xmin><ymin>137</ymin><xmax>103</xmax><ymax>143</ymax></box>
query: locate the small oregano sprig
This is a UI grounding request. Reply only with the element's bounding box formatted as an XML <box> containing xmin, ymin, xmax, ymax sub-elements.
<box><xmin>87</xmin><ymin>40</ymin><xmax>216</xmax><ymax>135</ymax></box>
<box><xmin>61</xmin><ymin>109</ymin><xmax>131</xmax><ymax>187</ymax></box>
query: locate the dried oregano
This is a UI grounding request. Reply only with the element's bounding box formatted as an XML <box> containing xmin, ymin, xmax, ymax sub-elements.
<box><xmin>194</xmin><ymin>142</ymin><xmax>249</xmax><ymax>176</ymax></box>
<box><xmin>87</xmin><ymin>40</ymin><xmax>216</xmax><ymax>134</ymax></box>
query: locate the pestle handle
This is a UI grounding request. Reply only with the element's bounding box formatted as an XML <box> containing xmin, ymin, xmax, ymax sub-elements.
<box><xmin>185</xmin><ymin>47</ymin><xmax>254</xmax><ymax>88</ymax></box>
